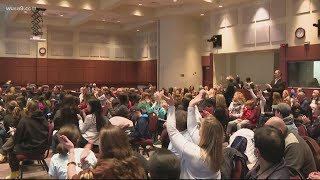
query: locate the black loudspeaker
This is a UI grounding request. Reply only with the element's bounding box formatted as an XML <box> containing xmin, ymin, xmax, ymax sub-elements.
<box><xmin>207</xmin><ymin>35</ymin><xmax>222</xmax><ymax>48</ymax></box>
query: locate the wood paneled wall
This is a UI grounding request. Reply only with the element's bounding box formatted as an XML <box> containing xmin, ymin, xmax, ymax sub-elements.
<box><xmin>280</xmin><ymin>44</ymin><xmax>320</xmax><ymax>97</ymax></box>
<box><xmin>0</xmin><ymin>57</ymin><xmax>157</xmax><ymax>89</ymax></box>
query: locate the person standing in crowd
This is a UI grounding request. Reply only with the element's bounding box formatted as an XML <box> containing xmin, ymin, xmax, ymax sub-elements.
<box><xmin>224</xmin><ymin>75</ymin><xmax>236</xmax><ymax>107</ymax></box>
<box><xmin>234</xmin><ymin>75</ymin><xmax>244</xmax><ymax>89</ymax></box>
<box><xmin>266</xmin><ymin>70</ymin><xmax>286</xmax><ymax>110</ymax></box>
<box><xmin>244</xmin><ymin>77</ymin><xmax>255</xmax><ymax>89</ymax></box>
<box><xmin>265</xmin><ymin>117</ymin><xmax>317</xmax><ymax>178</ymax></box>
<box><xmin>246</xmin><ymin>126</ymin><xmax>290</xmax><ymax>179</ymax></box>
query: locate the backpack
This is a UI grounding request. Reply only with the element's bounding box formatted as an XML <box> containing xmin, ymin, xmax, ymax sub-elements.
<box><xmin>221</xmin><ymin>147</ymin><xmax>249</xmax><ymax>179</ymax></box>
<box><xmin>302</xmin><ymin>136</ymin><xmax>320</xmax><ymax>171</ymax></box>
<box><xmin>231</xmin><ymin>136</ymin><xmax>248</xmax><ymax>159</ymax></box>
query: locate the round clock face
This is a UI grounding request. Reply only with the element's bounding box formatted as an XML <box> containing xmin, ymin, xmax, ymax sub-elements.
<box><xmin>295</xmin><ymin>28</ymin><xmax>305</xmax><ymax>39</ymax></box>
<box><xmin>39</xmin><ymin>47</ymin><xmax>46</xmax><ymax>55</ymax></box>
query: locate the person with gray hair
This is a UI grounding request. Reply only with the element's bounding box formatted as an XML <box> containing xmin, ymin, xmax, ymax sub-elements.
<box><xmin>274</xmin><ymin>103</ymin><xmax>298</xmax><ymax>134</ymax></box>
<box><xmin>265</xmin><ymin>117</ymin><xmax>316</xmax><ymax>178</ymax></box>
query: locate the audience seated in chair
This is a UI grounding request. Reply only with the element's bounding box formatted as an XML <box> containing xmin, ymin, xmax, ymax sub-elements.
<box><xmin>60</xmin><ymin>125</ymin><xmax>146</xmax><ymax>179</ymax></box>
<box><xmin>228</xmin><ymin>92</ymin><xmax>246</xmax><ymax>121</ymax></box>
<box><xmin>0</xmin><ymin>101</ymin><xmax>21</xmax><ymax>163</ymax></box>
<box><xmin>5</xmin><ymin>100</ymin><xmax>49</xmax><ymax>179</ymax></box>
<box><xmin>149</xmin><ymin>148</ymin><xmax>181</xmax><ymax>179</ymax></box>
<box><xmin>265</xmin><ymin>117</ymin><xmax>317</xmax><ymax>178</ymax></box>
<box><xmin>226</xmin><ymin>99</ymin><xmax>257</xmax><ymax>136</ymax></box>
<box><xmin>274</xmin><ymin>103</ymin><xmax>298</xmax><ymax>134</ymax></box>
<box><xmin>246</xmin><ymin>126</ymin><xmax>290</xmax><ymax>179</ymax></box>
<box><xmin>163</xmin><ymin>90</ymin><xmax>224</xmax><ymax>179</ymax></box>
<box><xmin>79</xmin><ymin>99</ymin><xmax>107</xmax><ymax>148</ymax></box>
<box><xmin>49</xmin><ymin>124</ymin><xmax>97</xmax><ymax>179</ymax></box>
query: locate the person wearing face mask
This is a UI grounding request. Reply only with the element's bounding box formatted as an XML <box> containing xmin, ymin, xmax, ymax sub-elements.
<box><xmin>246</xmin><ymin>126</ymin><xmax>290</xmax><ymax>179</ymax></box>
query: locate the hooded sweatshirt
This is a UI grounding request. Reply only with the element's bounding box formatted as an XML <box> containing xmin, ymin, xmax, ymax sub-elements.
<box><xmin>14</xmin><ymin>110</ymin><xmax>49</xmax><ymax>154</ymax></box>
<box><xmin>283</xmin><ymin>115</ymin><xmax>298</xmax><ymax>134</ymax></box>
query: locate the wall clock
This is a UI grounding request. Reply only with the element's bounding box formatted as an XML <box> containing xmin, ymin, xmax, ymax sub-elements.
<box><xmin>295</xmin><ymin>27</ymin><xmax>305</xmax><ymax>39</ymax></box>
<box><xmin>39</xmin><ymin>47</ymin><xmax>46</xmax><ymax>56</ymax></box>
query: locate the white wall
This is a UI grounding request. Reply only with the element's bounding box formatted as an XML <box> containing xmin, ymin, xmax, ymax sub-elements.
<box><xmin>201</xmin><ymin>0</ymin><xmax>320</xmax><ymax>55</ymax></box>
<box><xmin>159</xmin><ymin>15</ymin><xmax>202</xmax><ymax>88</ymax></box>
<box><xmin>214</xmin><ymin>51</ymin><xmax>275</xmax><ymax>87</ymax></box>
<box><xmin>0</xmin><ymin>14</ymin><xmax>157</xmax><ymax>61</ymax></box>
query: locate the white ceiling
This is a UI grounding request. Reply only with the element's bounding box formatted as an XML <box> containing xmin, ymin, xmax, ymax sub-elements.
<box><xmin>0</xmin><ymin>0</ymin><xmax>254</xmax><ymax>32</ymax></box>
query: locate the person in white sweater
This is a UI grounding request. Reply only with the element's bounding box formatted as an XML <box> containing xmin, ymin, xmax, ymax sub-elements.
<box><xmin>79</xmin><ymin>99</ymin><xmax>107</xmax><ymax>147</ymax></box>
<box><xmin>163</xmin><ymin>90</ymin><xmax>224</xmax><ymax>179</ymax></box>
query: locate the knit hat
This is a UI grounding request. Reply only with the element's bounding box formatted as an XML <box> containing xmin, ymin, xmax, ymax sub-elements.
<box><xmin>274</xmin><ymin>103</ymin><xmax>292</xmax><ymax>115</ymax></box>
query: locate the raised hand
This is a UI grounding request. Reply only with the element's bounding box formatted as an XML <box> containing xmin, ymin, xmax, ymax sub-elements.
<box><xmin>58</xmin><ymin>135</ymin><xmax>75</xmax><ymax>151</ymax></box>
<box><xmin>162</xmin><ymin>93</ymin><xmax>175</xmax><ymax>106</ymax></box>
<box><xmin>189</xmin><ymin>90</ymin><xmax>207</xmax><ymax>107</ymax></box>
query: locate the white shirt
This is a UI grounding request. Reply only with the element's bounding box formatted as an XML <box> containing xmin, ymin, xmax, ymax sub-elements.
<box><xmin>79</xmin><ymin>114</ymin><xmax>99</xmax><ymax>145</ymax></box>
<box><xmin>166</xmin><ymin>106</ymin><xmax>221</xmax><ymax>179</ymax></box>
<box><xmin>48</xmin><ymin>148</ymin><xmax>97</xmax><ymax>179</ymax></box>
<box><xmin>228</xmin><ymin>128</ymin><xmax>257</xmax><ymax>164</ymax></box>
<box><xmin>168</xmin><ymin>130</ymin><xmax>192</xmax><ymax>158</ymax></box>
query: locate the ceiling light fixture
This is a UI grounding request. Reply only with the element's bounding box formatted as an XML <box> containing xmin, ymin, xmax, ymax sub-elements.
<box><xmin>117</xmin><ymin>20</ymin><xmax>120</xmax><ymax>23</ymax></box>
<box><xmin>203</xmin><ymin>0</ymin><xmax>212</xmax><ymax>2</ymax></box>
<box><xmin>137</xmin><ymin>29</ymin><xmax>140</xmax><ymax>31</ymax></box>
<box><xmin>139</xmin><ymin>3</ymin><xmax>142</xmax><ymax>6</ymax></box>
<box><xmin>218</xmin><ymin>5</ymin><xmax>223</xmax><ymax>7</ymax></box>
<box><xmin>102</xmin><ymin>18</ymin><xmax>106</xmax><ymax>21</ymax></box>
<box><xmin>200</xmin><ymin>13</ymin><xmax>204</xmax><ymax>16</ymax></box>
<box><xmin>60</xmin><ymin>13</ymin><xmax>63</xmax><ymax>17</ymax></box>
<box><xmin>173</xmin><ymin>0</ymin><xmax>177</xmax><ymax>2</ymax></box>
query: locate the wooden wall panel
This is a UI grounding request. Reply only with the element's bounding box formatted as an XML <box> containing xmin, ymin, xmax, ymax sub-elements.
<box><xmin>280</xmin><ymin>44</ymin><xmax>320</xmax><ymax>90</ymax></box>
<box><xmin>0</xmin><ymin>57</ymin><xmax>157</xmax><ymax>88</ymax></box>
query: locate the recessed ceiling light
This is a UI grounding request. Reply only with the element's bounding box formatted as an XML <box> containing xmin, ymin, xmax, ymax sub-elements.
<box><xmin>60</xmin><ymin>14</ymin><xmax>63</xmax><ymax>17</ymax></box>
<box><xmin>173</xmin><ymin>0</ymin><xmax>177</xmax><ymax>2</ymax></box>
<box><xmin>203</xmin><ymin>0</ymin><xmax>212</xmax><ymax>2</ymax></box>
<box><xmin>23</xmin><ymin>10</ymin><xmax>27</xmax><ymax>13</ymax></box>
<box><xmin>218</xmin><ymin>5</ymin><xmax>223</xmax><ymax>7</ymax></box>
<box><xmin>102</xmin><ymin>19</ymin><xmax>106</xmax><ymax>21</ymax></box>
<box><xmin>139</xmin><ymin>3</ymin><xmax>142</xmax><ymax>6</ymax></box>
<box><xmin>200</xmin><ymin>13</ymin><xmax>204</xmax><ymax>16</ymax></box>
<box><xmin>137</xmin><ymin>29</ymin><xmax>140</xmax><ymax>31</ymax></box>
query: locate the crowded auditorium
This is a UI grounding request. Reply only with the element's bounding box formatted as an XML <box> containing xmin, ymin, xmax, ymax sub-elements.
<box><xmin>0</xmin><ymin>0</ymin><xmax>320</xmax><ymax>179</ymax></box>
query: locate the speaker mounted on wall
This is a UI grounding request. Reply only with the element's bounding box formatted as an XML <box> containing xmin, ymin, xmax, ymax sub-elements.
<box><xmin>207</xmin><ymin>35</ymin><xmax>222</xmax><ymax>48</ymax></box>
<box><xmin>313</xmin><ymin>19</ymin><xmax>320</xmax><ymax>37</ymax></box>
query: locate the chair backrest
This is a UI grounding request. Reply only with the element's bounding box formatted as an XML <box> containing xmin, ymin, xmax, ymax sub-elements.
<box><xmin>221</xmin><ymin>147</ymin><xmax>249</xmax><ymax>179</ymax></box>
<box><xmin>148</xmin><ymin>113</ymin><xmax>158</xmax><ymax>133</ymax></box>
<box><xmin>45</xmin><ymin>122</ymin><xmax>53</xmax><ymax>158</ymax></box>
<box><xmin>302</xmin><ymin>136</ymin><xmax>320</xmax><ymax>171</ymax></box>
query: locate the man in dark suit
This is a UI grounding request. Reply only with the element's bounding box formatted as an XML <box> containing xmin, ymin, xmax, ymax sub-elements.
<box><xmin>266</xmin><ymin>70</ymin><xmax>286</xmax><ymax>110</ymax></box>
<box><xmin>224</xmin><ymin>75</ymin><xmax>236</xmax><ymax>107</ymax></box>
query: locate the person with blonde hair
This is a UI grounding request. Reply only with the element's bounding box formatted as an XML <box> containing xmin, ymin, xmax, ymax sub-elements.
<box><xmin>163</xmin><ymin>91</ymin><xmax>224</xmax><ymax>179</ymax></box>
<box><xmin>282</xmin><ymin>90</ymin><xmax>291</xmax><ymax>106</ymax></box>
<box><xmin>214</xmin><ymin>94</ymin><xmax>229</xmax><ymax>128</ymax></box>
<box><xmin>228</xmin><ymin>92</ymin><xmax>246</xmax><ymax>120</ymax></box>
<box><xmin>226</xmin><ymin>99</ymin><xmax>257</xmax><ymax>136</ymax></box>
